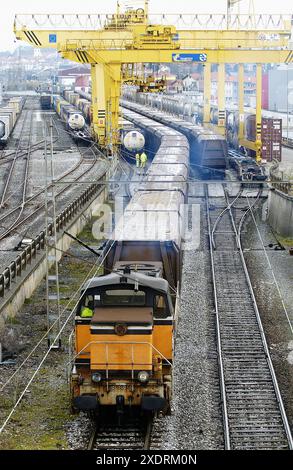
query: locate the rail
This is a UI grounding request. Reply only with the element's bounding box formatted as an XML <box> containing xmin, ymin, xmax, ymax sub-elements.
<box><xmin>235</xmin><ymin>193</ymin><xmax>293</xmax><ymax>450</ymax></box>
<box><xmin>0</xmin><ymin>180</ymin><xmax>105</xmax><ymax>301</ymax></box>
<box><xmin>206</xmin><ymin>187</ymin><xmax>293</xmax><ymax>449</ymax></box>
<box><xmin>61</xmin><ymin>33</ymin><xmax>290</xmax><ymax>51</ymax></box>
<box><xmin>87</xmin><ymin>414</ymin><xmax>153</xmax><ymax>450</ymax></box>
<box><xmin>14</xmin><ymin>13</ymin><xmax>292</xmax><ymax>31</ymax></box>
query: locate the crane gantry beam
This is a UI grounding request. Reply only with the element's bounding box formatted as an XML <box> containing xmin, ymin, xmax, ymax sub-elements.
<box><xmin>14</xmin><ymin>4</ymin><xmax>293</xmax><ymax>157</ymax></box>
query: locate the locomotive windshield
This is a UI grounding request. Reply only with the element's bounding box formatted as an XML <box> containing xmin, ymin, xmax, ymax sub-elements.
<box><xmin>78</xmin><ymin>286</ymin><xmax>171</xmax><ymax>319</ymax></box>
<box><xmin>102</xmin><ymin>289</ymin><xmax>146</xmax><ymax>306</ymax></box>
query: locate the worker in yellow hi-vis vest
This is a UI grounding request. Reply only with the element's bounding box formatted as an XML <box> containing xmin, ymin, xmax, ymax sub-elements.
<box><xmin>135</xmin><ymin>152</ymin><xmax>140</xmax><ymax>168</ymax></box>
<box><xmin>140</xmin><ymin>151</ymin><xmax>147</xmax><ymax>169</ymax></box>
<box><xmin>80</xmin><ymin>306</ymin><xmax>93</xmax><ymax>318</ymax></box>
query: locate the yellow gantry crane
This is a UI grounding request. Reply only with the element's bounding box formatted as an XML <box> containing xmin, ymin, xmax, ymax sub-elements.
<box><xmin>14</xmin><ymin>1</ymin><xmax>293</xmax><ymax>159</ymax></box>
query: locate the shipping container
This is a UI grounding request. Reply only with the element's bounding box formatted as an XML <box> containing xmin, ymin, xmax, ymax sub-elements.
<box><xmin>70</xmin><ymin>93</ymin><xmax>80</xmax><ymax>106</ymax></box>
<box><xmin>1</xmin><ymin>107</ymin><xmax>17</xmax><ymax>127</ymax></box>
<box><xmin>8</xmin><ymin>97</ymin><xmax>24</xmax><ymax>114</ymax></box>
<box><xmin>261</xmin><ymin>140</ymin><xmax>282</xmax><ymax>162</ymax></box>
<box><xmin>245</xmin><ymin>115</ymin><xmax>282</xmax><ymax>161</ymax></box>
<box><xmin>57</xmin><ymin>99</ymin><xmax>68</xmax><ymax>116</ymax></box>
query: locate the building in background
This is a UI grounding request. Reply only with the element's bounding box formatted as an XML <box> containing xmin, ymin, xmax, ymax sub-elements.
<box><xmin>268</xmin><ymin>66</ymin><xmax>293</xmax><ymax>113</ymax></box>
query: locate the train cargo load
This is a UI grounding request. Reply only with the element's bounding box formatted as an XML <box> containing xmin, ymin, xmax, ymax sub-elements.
<box><xmin>40</xmin><ymin>93</ymin><xmax>51</xmax><ymax>110</ymax></box>
<box><xmin>123</xmin><ymin>130</ymin><xmax>145</xmax><ymax>152</ymax></box>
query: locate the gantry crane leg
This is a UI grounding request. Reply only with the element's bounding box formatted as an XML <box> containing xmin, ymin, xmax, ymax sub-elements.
<box><xmin>238</xmin><ymin>64</ymin><xmax>244</xmax><ymax>142</ymax></box>
<box><xmin>91</xmin><ymin>62</ymin><xmax>121</xmax><ymax>150</ymax></box>
<box><xmin>217</xmin><ymin>63</ymin><xmax>226</xmax><ymax>135</ymax></box>
<box><xmin>203</xmin><ymin>63</ymin><xmax>211</xmax><ymax>125</ymax></box>
<box><xmin>91</xmin><ymin>64</ymin><xmax>106</xmax><ymax>145</ymax></box>
<box><xmin>255</xmin><ymin>64</ymin><xmax>262</xmax><ymax>162</ymax></box>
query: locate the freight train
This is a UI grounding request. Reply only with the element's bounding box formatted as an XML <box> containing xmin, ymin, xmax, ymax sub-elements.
<box><xmin>126</xmin><ymin>92</ymin><xmax>283</xmax><ymax>160</ymax></box>
<box><xmin>51</xmin><ymin>94</ymin><xmax>89</xmax><ymax>140</ymax></box>
<box><xmin>71</xmin><ymin>106</ymin><xmax>189</xmax><ymax>416</ymax></box>
<box><xmin>0</xmin><ymin>96</ymin><xmax>25</xmax><ymax>145</ymax></box>
<box><xmin>122</xmin><ymin>93</ymin><xmax>228</xmax><ymax>178</ymax></box>
<box><xmin>71</xmin><ymin>88</ymin><xmax>146</xmax><ymax>153</ymax></box>
<box><xmin>63</xmin><ymin>89</ymin><xmax>91</xmax><ymax>123</ymax></box>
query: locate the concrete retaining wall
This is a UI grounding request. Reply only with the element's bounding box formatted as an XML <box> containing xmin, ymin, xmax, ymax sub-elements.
<box><xmin>268</xmin><ymin>188</ymin><xmax>293</xmax><ymax>239</ymax></box>
<box><xmin>0</xmin><ymin>188</ymin><xmax>107</xmax><ymax>332</ymax></box>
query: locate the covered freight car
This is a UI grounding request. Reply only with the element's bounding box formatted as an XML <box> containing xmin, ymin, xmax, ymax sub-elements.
<box><xmin>122</xmin><ymin>99</ymin><xmax>228</xmax><ymax>178</ymax></box>
<box><xmin>0</xmin><ymin>98</ymin><xmax>23</xmax><ymax>145</ymax></box>
<box><xmin>40</xmin><ymin>93</ymin><xmax>51</xmax><ymax>110</ymax></box>
<box><xmin>70</xmin><ymin>106</ymin><xmax>189</xmax><ymax>417</ymax></box>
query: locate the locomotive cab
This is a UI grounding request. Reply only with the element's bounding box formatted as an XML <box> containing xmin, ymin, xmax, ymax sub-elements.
<box><xmin>71</xmin><ymin>264</ymin><xmax>173</xmax><ymax>415</ymax></box>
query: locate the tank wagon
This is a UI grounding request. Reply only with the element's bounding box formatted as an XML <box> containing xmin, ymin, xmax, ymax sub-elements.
<box><xmin>122</xmin><ymin>96</ymin><xmax>227</xmax><ymax>178</ymax></box>
<box><xmin>72</xmin><ymin>88</ymin><xmax>147</xmax><ymax>152</ymax></box>
<box><xmin>64</xmin><ymin>89</ymin><xmax>92</xmax><ymax>123</ymax></box>
<box><xmin>71</xmin><ymin>108</ymin><xmax>189</xmax><ymax>417</ymax></box>
<box><xmin>0</xmin><ymin>96</ymin><xmax>25</xmax><ymax>145</ymax></box>
<box><xmin>51</xmin><ymin>94</ymin><xmax>88</xmax><ymax>140</ymax></box>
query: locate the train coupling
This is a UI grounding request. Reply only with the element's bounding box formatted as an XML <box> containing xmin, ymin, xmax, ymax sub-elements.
<box><xmin>116</xmin><ymin>395</ymin><xmax>125</xmax><ymax>424</ymax></box>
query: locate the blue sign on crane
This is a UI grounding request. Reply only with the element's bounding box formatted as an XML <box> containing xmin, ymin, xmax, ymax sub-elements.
<box><xmin>49</xmin><ymin>34</ymin><xmax>57</xmax><ymax>43</ymax></box>
<box><xmin>172</xmin><ymin>53</ymin><xmax>207</xmax><ymax>62</ymax></box>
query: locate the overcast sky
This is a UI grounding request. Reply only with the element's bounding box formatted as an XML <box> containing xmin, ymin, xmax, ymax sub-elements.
<box><xmin>2</xmin><ymin>0</ymin><xmax>293</xmax><ymax>51</ymax></box>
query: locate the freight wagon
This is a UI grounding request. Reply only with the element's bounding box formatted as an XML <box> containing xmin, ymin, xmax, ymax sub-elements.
<box><xmin>40</xmin><ymin>93</ymin><xmax>51</xmax><ymax>110</ymax></box>
<box><xmin>0</xmin><ymin>97</ymin><xmax>24</xmax><ymax>145</ymax></box>
<box><xmin>52</xmin><ymin>94</ymin><xmax>88</xmax><ymax>140</ymax></box>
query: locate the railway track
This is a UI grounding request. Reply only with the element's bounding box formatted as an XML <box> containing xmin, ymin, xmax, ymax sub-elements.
<box><xmin>206</xmin><ymin>185</ymin><xmax>293</xmax><ymax>450</ymax></box>
<box><xmin>87</xmin><ymin>415</ymin><xmax>153</xmax><ymax>450</ymax></box>
<box><xmin>0</xmin><ymin>149</ymin><xmax>99</xmax><ymax>241</ymax></box>
<box><xmin>0</xmin><ymin>119</ymin><xmax>102</xmax><ymax>241</ymax></box>
<box><xmin>0</xmin><ymin>110</ymin><xmax>32</xmax><ymax>209</ymax></box>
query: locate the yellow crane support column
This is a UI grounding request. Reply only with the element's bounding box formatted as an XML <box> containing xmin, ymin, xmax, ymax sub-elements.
<box><xmin>107</xmin><ymin>63</ymin><xmax>122</xmax><ymax>150</ymax></box>
<box><xmin>203</xmin><ymin>63</ymin><xmax>212</xmax><ymax>125</ymax></box>
<box><xmin>91</xmin><ymin>64</ymin><xmax>106</xmax><ymax>145</ymax></box>
<box><xmin>255</xmin><ymin>63</ymin><xmax>262</xmax><ymax>162</ymax></box>
<box><xmin>91</xmin><ymin>63</ymin><xmax>121</xmax><ymax>150</ymax></box>
<box><xmin>238</xmin><ymin>64</ymin><xmax>244</xmax><ymax>141</ymax></box>
<box><xmin>217</xmin><ymin>63</ymin><xmax>226</xmax><ymax>135</ymax></box>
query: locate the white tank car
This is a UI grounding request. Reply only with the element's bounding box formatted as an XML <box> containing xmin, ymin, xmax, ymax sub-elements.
<box><xmin>123</xmin><ymin>130</ymin><xmax>145</xmax><ymax>151</ymax></box>
<box><xmin>68</xmin><ymin>112</ymin><xmax>85</xmax><ymax>130</ymax></box>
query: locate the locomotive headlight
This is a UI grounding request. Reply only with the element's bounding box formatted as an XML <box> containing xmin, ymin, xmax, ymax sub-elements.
<box><xmin>137</xmin><ymin>371</ymin><xmax>149</xmax><ymax>383</ymax></box>
<box><xmin>92</xmin><ymin>372</ymin><xmax>102</xmax><ymax>383</ymax></box>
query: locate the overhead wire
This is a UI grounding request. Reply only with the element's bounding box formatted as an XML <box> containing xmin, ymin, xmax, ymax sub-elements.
<box><xmin>0</xmin><ymin>239</ymin><xmax>115</xmax><ymax>397</ymax></box>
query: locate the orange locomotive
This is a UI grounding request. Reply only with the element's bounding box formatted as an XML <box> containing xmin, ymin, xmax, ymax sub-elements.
<box><xmin>71</xmin><ymin>249</ymin><xmax>177</xmax><ymax>415</ymax></box>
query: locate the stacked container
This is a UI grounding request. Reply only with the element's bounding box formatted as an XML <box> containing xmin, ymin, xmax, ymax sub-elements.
<box><xmin>245</xmin><ymin>115</ymin><xmax>282</xmax><ymax>161</ymax></box>
<box><xmin>261</xmin><ymin>118</ymin><xmax>282</xmax><ymax>162</ymax></box>
<box><xmin>8</xmin><ymin>97</ymin><xmax>24</xmax><ymax>113</ymax></box>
